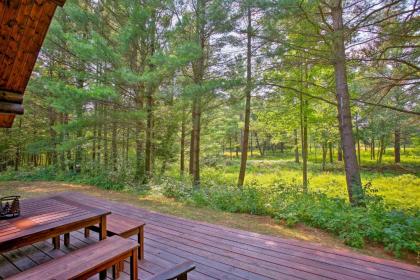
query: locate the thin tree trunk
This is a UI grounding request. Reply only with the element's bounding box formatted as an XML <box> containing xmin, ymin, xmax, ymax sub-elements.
<box><xmin>356</xmin><ymin>113</ymin><xmax>361</xmax><ymax>165</ymax></box>
<box><xmin>300</xmin><ymin>65</ymin><xmax>309</xmax><ymax>192</ymax></box>
<box><xmin>254</xmin><ymin>132</ymin><xmax>264</xmax><ymax>156</ymax></box>
<box><xmin>145</xmin><ymin>87</ymin><xmax>153</xmax><ymax>179</ymax></box>
<box><xmin>294</xmin><ymin>129</ymin><xmax>299</xmax><ymax>163</ymax></box>
<box><xmin>331</xmin><ymin>3</ymin><xmax>363</xmax><ymax>205</ymax></box>
<box><xmin>378</xmin><ymin>135</ymin><xmax>384</xmax><ymax>164</ymax></box>
<box><xmin>190</xmin><ymin>96</ymin><xmax>201</xmax><ymax>186</ymax></box>
<box><xmin>229</xmin><ymin>137</ymin><xmax>233</xmax><ymax>160</ymax></box>
<box><xmin>338</xmin><ymin>141</ymin><xmax>343</xmax><ymax>161</ymax></box>
<box><xmin>372</xmin><ymin>138</ymin><xmax>375</xmax><ymax>160</ymax></box>
<box><xmin>394</xmin><ymin>128</ymin><xmax>400</xmax><ymax>163</ymax></box>
<box><xmin>238</xmin><ymin>6</ymin><xmax>252</xmax><ymax>187</ymax></box>
<box><xmin>111</xmin><ymin>107</ymin><xmax>118</xmax><ymax>172</ymax></box>
<box><xmin>180</xmin><ymin>114</ymin><xmax>186</xmax><ymax>175</ymax></box>
<box><xmin>329</xmin><ymin>142</ymin><xmax>333</xmax><ymax>163</ymax></box>
<box><xmin>322</xmin><ymin>142</ymin><xmax>327</xmax><ymax>171</ymax></box>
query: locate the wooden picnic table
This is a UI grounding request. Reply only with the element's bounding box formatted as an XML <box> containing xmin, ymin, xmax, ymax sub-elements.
<box><xmin>0</xmin><ymin>194</ymin><xmax>111</xmax><ymax>253</ymax></box>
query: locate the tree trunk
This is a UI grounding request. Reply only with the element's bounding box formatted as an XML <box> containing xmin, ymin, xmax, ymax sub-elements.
<box><xmin>47</xmin><ymin>106</ymin><xmax>57</xmax><ymax>165</ymax></box>
<box><xmin>229</xmin><ymin>137</ymin><xmax>233</xmax><ymax>160</ymax></box>
<box><xmin>190</xmin><ymin>96</ymin><xmax>201</xmax><ymax>187</ymax></box>
<box><xmin>92</xmin><ymin>103</ymin><xmax>97</xmax><ymax>162</ymax></box>
<box><xmin>254</xmin><ymin>132</ymin><xmax>264</xmax><ymax>156</ymax></box>
<box><xmin>103</xmin><ymin>113</ymin><xmax>108</xmax><ymax>170</ymax></box>
<box><xmin>294</xmin><ymin>129</ymin><xmax>299</xmax><ymax>163</ymax></box>
<box><xmin>331</xmin><ymin>3</ymin><xmax>363</xmax><ymax>205</ymax></box>
<box><xmin>250</xmin><ymin>132</ymin><xmax>253</xmax><ymax>157</ymax></box>
<box><xmin>371</xmin><ymin>138</ymin><xmax>375</xmax><ymax>160</ymax></box>
<box><xmin>145</xmin><ymin>87</ymin><xmax>153</xmax><ymax>180</ymax></box>
<box><xmin>135</xmin><ymin>93</ymin><xmax>144</xmax><ymax>181</ymax></box>
<box><xmin>111</xmin><ymin>108</ymin><xmax>118</xmax><ymax>172</ymax></box>
<box><xmin>338</xmin><ymin>141</ymin><xmax>343</xmax><ymax>161</ymax></box>
<box><xmin>378</xmin><ymin>135</ymin><xmax>384</xmax><ymax>164</ymax></box>
<box><xmin>394</xmin><ymin>128</ymin><xmax>400</xmax><ymax>163</ymax></box>
<box><xmin>300</xmin><ymin>65</ymin><xmax>309</xmax><ymax>192</ymax></box>
<box><xmin>238</xmin><ymin>6</ymin><xmax>252</xmax><ymax>187</ymax></box>
<box><xmin>180</xmin><ymin>114</ymin><xmax>186</xmax><ymax>175</ymax></box>
<box><xmin>355</xmin><ymin>113</ymin><xmax>361</xmax><ymax>165</ymax></box>
<box><xmin>322</xmin><ymin>142</ymin><xmax>327</xmax><ymax>171</ymax></box>
<box><xmin>329</xmin><ymin>142</ymin><xmax>333</xmax><ymax>163</ymax></box>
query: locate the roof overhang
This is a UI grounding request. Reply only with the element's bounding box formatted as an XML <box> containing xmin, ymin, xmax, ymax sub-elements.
<box><xmin>0</xmin><ymin>0</ymin><xmax>66</xmax><ymax>128</ymax></box>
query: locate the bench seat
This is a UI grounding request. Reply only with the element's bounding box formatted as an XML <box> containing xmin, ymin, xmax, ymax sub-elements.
<box><xmin>8</xmin><ymin>235</ymin><xmax>138</xmax><ymax>280</ymax></box>
<box><xmin>84</xmin><ymin>213</ymin><xmax>145</xmax><ymax>260</ymax></box>
<box><xmin>148</xmin><ymin>261</ymin><xmax>195</xmax><ymax>280</ymax></box>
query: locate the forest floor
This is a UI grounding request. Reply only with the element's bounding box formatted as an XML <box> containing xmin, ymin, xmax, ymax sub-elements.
<box><xmin>0</xmin><ymin>180</ymin><xmax>418</xmax><ymax>265</ymax></box>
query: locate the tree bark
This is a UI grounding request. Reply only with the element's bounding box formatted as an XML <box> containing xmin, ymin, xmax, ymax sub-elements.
<box><xmin>329</xmin><ymin>142</ymin><xmax>333</xmax><ymax>163</ymax></box>
<box><xmin>331</xmin><ymin>2</ymin><xmax>363</xmax><ymax>205</ymax></box>
<box><xmin>322</xmin><ymin>142</ymin><xmax>327</xmax><ymax>171</ymax></box>
<box><xmin>338</xmin><ymin>140</ymin><xmax>343</xmax><ymax>161</ymax></box>
<box><xmin>254</xmin><ymin>132</ymin><xmax>264</xmax><ymax>156</ymax></box>
<box><xmin>355</xmin><ymin>113</ymin><xmax>361</xmax><ymax>165</ymax></box>
<box><xmin>394</xmin><ymin>128</ymin><xmax>401</xmax><ymax>163</ymax></box>
<box><xmin>145</xmin><ymin>87</ymin><xmax>153</xmax><ymax>179</ymax></box>
<box><xmin>294</xmin><ymin>129</ymin><xmax>299</xmax><ymax>163</ymax></box>
<box><xmin>238</xmin><ymin>6</ymin><xmax>252</xmax><ymax>187</ymax></box>
<box><xmin>111</xmin><ymin>106</ymin><xmax>118</xmax><ymax>172</ymax></box>
<box><xmin>300</xmin><ymin>65</ymin><xmax>309</xmax><ymax>192</ymax></box>
<box><xmin>180</xmin><ymin>113</ymin><xmax>186</xmax><ymax>175</ymax></box>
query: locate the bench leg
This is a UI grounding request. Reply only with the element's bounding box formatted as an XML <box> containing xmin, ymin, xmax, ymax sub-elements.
<box><xmin>52</xmin><ymin>236</ymin><xmax>60</xmax><ymax>249</ymax></box>
<box><xmin>130</xmin><ymin>249</ymin><xmax>138</xmax><ymax>280</ymax></box>
<box><xmin>179</xmin><ymin>273</ymin><xmax>188</xmax><ymax>280</ymax></box>
<box><xmin>99</xmin><ymin>216</ymin><xmax>108</xmax><ymax>279</ymax></box>
<box><xmin>138</xmin><ymin>226</ymin><xmax>144</xmax><ymax>260</ymax></box>
<box><xmin>112</xmin><ymin>263</ymin><xmax>120</xmax><ymax>279</ymax></box>
<box><xmin>64</xmin><ymin>233</ymin><xmax>70</xmax><ymax>247</ymax></box>
<box><xmin>84</xmin><ymin>228</ymin><xmax>90</xmax><ymax>238</ymax></box>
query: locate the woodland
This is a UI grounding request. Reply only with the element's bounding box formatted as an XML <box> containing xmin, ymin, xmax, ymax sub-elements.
<box><xmin>0</xmin><ymin>0</ymin><xmax>419</xmax><ymax>259</ymax></box>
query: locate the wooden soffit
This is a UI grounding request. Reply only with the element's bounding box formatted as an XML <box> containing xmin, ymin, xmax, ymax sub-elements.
<box><xmin>0</xmin><ymin>0</ymin><xmax>66</xmax><ymax>128</ymax></box>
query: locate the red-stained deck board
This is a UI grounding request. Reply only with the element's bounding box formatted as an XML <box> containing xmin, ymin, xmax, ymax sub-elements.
<box><xmin>0</xmin><ymin>192</ymin><xmax>419</xmax><ymax>280</ymax></box>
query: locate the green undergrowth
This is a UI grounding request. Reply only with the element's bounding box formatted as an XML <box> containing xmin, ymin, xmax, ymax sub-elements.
<box><xmin>0</xmin><ymin>167</ymin><xmax>126</xmax><ymax>191</ymax></box>
<box><xmin>160</xmin><ymin>177</ymin><xmax>419</xmax><ymax>257</ymax></box>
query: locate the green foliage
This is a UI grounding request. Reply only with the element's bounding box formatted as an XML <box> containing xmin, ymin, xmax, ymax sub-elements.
<box><xmin>160</xmin><ymin>177</ymin><xmax>419</xmax><ymax>257</ymax></box>
<box><xmin>0</xmin><ymin>167</ymin><xmax>125</xmax><ymax>191</ymax></box>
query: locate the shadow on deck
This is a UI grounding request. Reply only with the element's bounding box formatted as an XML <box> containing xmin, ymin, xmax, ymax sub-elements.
<box><xmin>0</xmin><ymin>192</ymin><xmax>419</xmax><ymax>280</ymax></box>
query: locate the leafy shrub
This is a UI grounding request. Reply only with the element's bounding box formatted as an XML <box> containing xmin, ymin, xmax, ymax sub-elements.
<box><xmin>161</xmin><ymin>177</ymin><xmax>419</xmax><ymax>257</ymax></box>
<box><xmin>0</xmin><ymin>167</ymin><xmax>125</xmax><ymax>191</ymax></box>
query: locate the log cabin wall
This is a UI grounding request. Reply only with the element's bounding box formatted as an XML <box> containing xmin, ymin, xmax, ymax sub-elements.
<box><xmin>0</xmin><ymin>0</ymin><xmax>66</xmax><ymax>128</ymax></box>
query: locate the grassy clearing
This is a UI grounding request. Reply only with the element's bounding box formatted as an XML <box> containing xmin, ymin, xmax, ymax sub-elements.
<box><xmin>190</xmin><ymin>148</ymin><xmax>420</xmax><ymax>210</ymax></box>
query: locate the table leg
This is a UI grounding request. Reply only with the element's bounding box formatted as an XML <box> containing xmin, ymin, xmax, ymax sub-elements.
<box><xmin>64</xmin><ymin>233</ymin><xmax>70</xmax><ymax>247</ymax></box>
<box><xmin>130</xmin><ymin>249</ymin><xmax>138</xmax><ymax>280</ymax></box>
<box><xmin>99</xmin><ymin>215</ymin><xmax>107</xmax><ymax>241</ymax></box>
<box><xmin>138</xmin><ymin>226</ymin><xmax>144</xmax><ymax>260</ymax></box>
<box><xmin>52</xmin><ymin>236</ymin><xmax>60</xmax><ymax>249</ymax></box>
<box><xmin>99</xmin><ymin>215</ymin><xmax>107</xmax><ymax>279</ymax></box>
<box><xmin>84</xmin><ymin>228</ymin><xmax>90</xmax><ymax>238</ymax></box>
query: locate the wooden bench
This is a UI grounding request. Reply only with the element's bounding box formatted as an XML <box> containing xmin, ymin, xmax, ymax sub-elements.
<box><xmin>83</xmin><ymin>213</ymin><xmax>145</xmax><ymax>260</ymax></box>
<box><xmin>148</xmin><ymin>261</ymin><xmax>196</xmax><ymax>280</ymax></box>
<box><xmin>58</xmin><ymin>213</ymin><xmax>145</xmax><ymax>260</ymax></box>
<box><xmin>8</xmin><ymin>235</ymin><xmax>138</xmax><ymax>280</ymax></box>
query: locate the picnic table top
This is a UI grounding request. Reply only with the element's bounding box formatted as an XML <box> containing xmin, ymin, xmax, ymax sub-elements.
<box><xmin>0</xmin><ymin>194</ymin><xmax>110</xmax><ymax>252</ymax></box>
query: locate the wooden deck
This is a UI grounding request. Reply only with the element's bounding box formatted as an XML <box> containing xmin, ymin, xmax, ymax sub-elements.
<box><xmin>0</xmin><ymin>192</ymin><xmax>419</xmax><ymax>280</ymax></box>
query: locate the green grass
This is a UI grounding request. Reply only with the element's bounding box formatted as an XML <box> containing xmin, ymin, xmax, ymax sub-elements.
<box><xmin>176</xmin><ymin>148</ymin><xmax>420</xmax><ymax>211</ymax></box>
